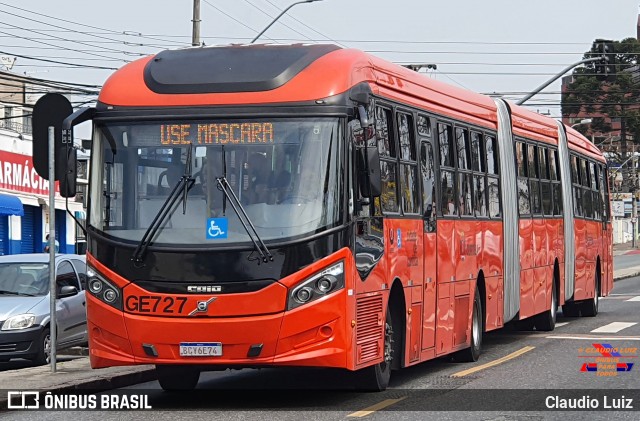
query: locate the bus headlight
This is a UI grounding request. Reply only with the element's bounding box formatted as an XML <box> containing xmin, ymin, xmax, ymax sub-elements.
<box><xmin>86</xmin><ymin>266</ymin><xmax>123</xmax><ymax>311</ymax></box>
<box><xmin>287</xmin><ymin>261</ymin><xmax>344</xmax><ymax>310</ymax></box>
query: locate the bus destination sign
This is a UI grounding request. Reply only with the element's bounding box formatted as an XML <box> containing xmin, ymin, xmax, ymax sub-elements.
<box><xmin>160</xmin><ymin>122</ymin><xmax>274</xmax><ymax>145</ymax></box>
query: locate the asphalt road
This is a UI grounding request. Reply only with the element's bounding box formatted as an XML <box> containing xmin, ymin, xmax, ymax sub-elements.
<box><xmin>6</xmin><ymin>275</ymin><xmax>640</xmax><ymax>420</ymax></box>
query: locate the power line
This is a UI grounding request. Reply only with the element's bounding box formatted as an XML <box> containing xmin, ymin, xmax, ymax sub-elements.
<box><xmin>0</xmin><ymin>21</ymin><xmax>138</xmax><ymax>59</ymax></box>
<box><xmin>0</xmin><ymin>28</ymin><xmax>129</xmax><ymax>62</ymax></box>
<box><xmin>242</xmin><ymin>0</ymin><xmax>314</xmax><ymax>42</ymax></box>
<box><xmin>261</xmin><ymin>0</ymin><xmax>345</xmax><ymax>47</ymax></box>
<box><xmin>201</xmin><ymin>0</ymin><xmax>278</xmax><ymax>44</ymax></box>
<box><xmin>0</xmin><ymin>2</ymin><xmax>185</xmax><ymax>47</ymax></box>
<box><xmin>0</xmin><ymin>49</ymin><xmax>118</xmax><ymax>70</ymax></box>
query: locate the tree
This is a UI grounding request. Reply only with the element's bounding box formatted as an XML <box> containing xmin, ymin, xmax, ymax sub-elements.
<box><xmin>563</xmin><ymin>37</ymin><xmax>640</xmax><ymax>191</ymax></box>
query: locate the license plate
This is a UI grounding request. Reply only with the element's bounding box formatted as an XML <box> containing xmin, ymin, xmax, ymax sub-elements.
<box><xmin>179</xmin><ymin>342</ymin><xmax>222</xmax><ymax>357</ymax></box>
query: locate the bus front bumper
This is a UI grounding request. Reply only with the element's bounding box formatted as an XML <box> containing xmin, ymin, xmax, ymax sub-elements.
<box><xmin>87</xmin><ymin>290</ymin><xmax>349</xmax><ymax>370</ymax></box>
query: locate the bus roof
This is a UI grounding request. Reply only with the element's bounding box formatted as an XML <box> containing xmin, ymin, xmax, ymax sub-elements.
<box><xmin>98</xmin><ymin>43</ymin><xmax>604</xmax><ymax>162</ymax></box>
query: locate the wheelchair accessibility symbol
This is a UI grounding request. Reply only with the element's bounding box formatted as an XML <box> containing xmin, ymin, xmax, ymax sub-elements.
<box><xmin>206</xmin><ymin>218</ymin><xmax>228</xmax><ymax>239</ymax></box>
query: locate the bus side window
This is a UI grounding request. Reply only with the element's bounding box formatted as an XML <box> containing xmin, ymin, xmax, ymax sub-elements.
<box><xmin>421</xmin><ymin>141</ymin><xmax>436</xmax><ymax>231</ymax></box>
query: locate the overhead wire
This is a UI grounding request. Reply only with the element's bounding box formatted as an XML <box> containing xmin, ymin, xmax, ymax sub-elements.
<box><xmin>261</xmin><ymin>0</ymin><xmax>346</xmax><ymax>47</ymax></box>
<box><xmin>242</xmin><ymin>0</ymin><xmax>315</xmax><ymax>42</ymax></box>
<box><xmin>201</xmin><ymin>0</ymin><xmax>278</xmax><ymax>44</ymax></box>
<box><xmin>0</xmin><ymin>1</ymin><xmax>186</xmax><ymax>47</ymax></box>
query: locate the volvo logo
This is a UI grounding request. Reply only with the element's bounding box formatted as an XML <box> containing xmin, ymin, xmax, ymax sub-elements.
<box><xmin>189</xmin><ymin>297</ymin><xmax>217</xmax><ymax>316</ymax></box>
<box><xmin>187</xmin><ymin>285</ymin><xmax>222</xmax><ymax>293</ymax></box>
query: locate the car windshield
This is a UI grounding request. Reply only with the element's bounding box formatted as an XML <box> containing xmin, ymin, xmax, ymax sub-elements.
<box><xmin>90</xmin><ymin>118</ymin><xmax>343</xmax><ymax>245</ymax></box>
<box><xmin>0</xmin><ymin>263</ymin><xmax>49</xmax><ymax>296</ymax></box>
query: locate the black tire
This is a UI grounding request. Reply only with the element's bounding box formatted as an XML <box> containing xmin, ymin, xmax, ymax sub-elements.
<box><xmin>534</xmin><ymin>281</ymin><xmax>557</xmax><ymax>331</ymax></box>
<box><xmin>353</xmin><ymin>309</ymin><xmax>394</xmax><ymax>391</ymax></box>
<box><xmin>581</xmin><ymin>272</ymin><xmax>600</xmax><ymax>317</ymax></box>
<box><xmin>455</xmin><ymin>287</ymin><xmax>482</xmax><ymax>362</ymax></box>
<box><xmin>562</xmin><ymin>302</ymin><xmax>580</xmax><ymax>317</ymax></box>
<box><xmin>156</xmin><ymin>365</ymin><xmax>200</xmax><ymax>391</ymax></box>
<box><xmin>31</xmin><ymin>327</ymin><xmax>51</xmax><ymax>366</ymax></box>
<box><xmin>516</xmin><ymin>318</ymin><xmax>536</xmax><ymax>331</ymax></box>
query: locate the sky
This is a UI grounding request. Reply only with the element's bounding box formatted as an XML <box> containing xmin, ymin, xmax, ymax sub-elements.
<box><xmin>2</xmin><ymin>0</ymin><xmax>640</xmax><ymax>137</ymax></box>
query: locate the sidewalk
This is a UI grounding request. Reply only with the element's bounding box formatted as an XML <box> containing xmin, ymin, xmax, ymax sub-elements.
<box><xmin>613</xmin><ymin>241</ymin><xmax>638</xmax><ymax>257</ymax></box>
<box><xmin>0</xmin><ymin>352</ymin><xmax>156</xmax><ymax>410</ymax></box>
<box><xmin>612</xmin><ymin>241</ymin><xmax>640</xmax><ymax>279</ymax></box>
<box><xmin>2</xmin><ymin>254</ymin><xmax>640</xmax><ymax>410</ymax></box>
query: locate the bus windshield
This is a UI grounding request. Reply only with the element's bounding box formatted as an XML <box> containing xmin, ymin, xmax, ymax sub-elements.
<box><xmin>89</xmin><ymin>118</ymin><xmax>343</xmax><ymax>246</ymax></box>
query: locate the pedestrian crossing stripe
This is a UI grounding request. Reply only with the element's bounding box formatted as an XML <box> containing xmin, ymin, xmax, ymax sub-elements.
<box><xmin>591</xmin><ymin>322</ymin><xmax>637</xmax><ymax>333</ymax></box>
<box><xmin>626</xmin><ymin>296</ymin><xmax>640</xmax><ymax>302</ymax></box>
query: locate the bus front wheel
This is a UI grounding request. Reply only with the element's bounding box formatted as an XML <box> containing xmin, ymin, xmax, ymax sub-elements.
<box><xmin>353</xmin><ymin>310</ymin><xmax>394</xmax><ymax>391</ymax></box>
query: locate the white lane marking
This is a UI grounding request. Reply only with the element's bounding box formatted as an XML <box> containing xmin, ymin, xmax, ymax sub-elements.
<box><xmin>544</xmin><ymin>335</ymin><xmax>640</xmax><ymax>341</ymax></box>
<box><xmin>591</xmin><ymin>322</ymin><xmax>637</xmax><ymax>333</ymax></box>
<box><xmin>555</xmin><ymin>322</ymin><xmax>569</xmax><ymax>327</ymax></box>
<box><xmin>626</xmin><ymin>296</ymin><xmax>640</xmax><ymax>302</ymax></box>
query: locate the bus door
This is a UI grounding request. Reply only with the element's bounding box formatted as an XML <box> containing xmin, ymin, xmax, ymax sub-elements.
<box><xmin>420</xmin><ymin>140</ymin><xmax>437</xmax><ymax>351</ymax></box>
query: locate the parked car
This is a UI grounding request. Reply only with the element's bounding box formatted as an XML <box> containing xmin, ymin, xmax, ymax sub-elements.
<box><xmin>0</xmin><ymin>253</ymin><xmax>87</xmax><ymax>365</ymax></box>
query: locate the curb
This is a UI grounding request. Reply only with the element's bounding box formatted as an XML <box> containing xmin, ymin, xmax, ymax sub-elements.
<box><xmin>613</xmin><ymin>271</ymin><xmax>640</xmax><ymax>282</ymax></box>
<box><xmin>0</xmin><ymin>367</ymin><xmax>157</xmax><ymax>411</ymax></box>
<box><xmin>58</xmin><ymin>347</ymin><xmax>90</xmax><ymax>357</ymax></box>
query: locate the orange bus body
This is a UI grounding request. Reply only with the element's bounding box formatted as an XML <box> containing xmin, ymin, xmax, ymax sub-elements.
<box><xmin>86</xmin><ymin>46</ymin><xmax>612</xmax><ymax>378</ymax></box>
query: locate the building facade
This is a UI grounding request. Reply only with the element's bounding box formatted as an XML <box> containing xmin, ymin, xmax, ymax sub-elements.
<box><xmin>0</xmin><ymin>70</ymin><xmax>86</xmax><ymax>255</ymax></box>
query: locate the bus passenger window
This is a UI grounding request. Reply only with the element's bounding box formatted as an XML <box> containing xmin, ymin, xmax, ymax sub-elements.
<box><xmin>486</xmin><ymin>136</ymin><xmax>498</xmax><ymax>175</ymax></box>
<box><xmin>420</xmin><ymin>142</ymin><xmax>436</xmax><ymax>228</ymax></box>
<box><xmin>438</xmin><ymin>123</ymin><xmax>454</xmax><ymax>168</ymax></box>
<box><xmin>440</xmin><ymin>170</ymin><xmax>456</xmax><ymax>216</ymax></box>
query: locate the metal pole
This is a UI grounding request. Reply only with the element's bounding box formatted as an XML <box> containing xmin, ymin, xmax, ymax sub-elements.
<box><xmin>250</xmin><ymin>0</ymin><xmax>320</xmax><ymax>44</ymax></box>
<box><xmin>48</xmin><ymin>126</ymin><xmax>57</xmax><ymax>372</ymax></box>
<box><xmin>633</xmin><ymin>145</ymin><xmax>637</xmax><ymax>248</ymax></box>
<box><xmin>192</xmin><ymin>0</ymin><xmax>200</xmax><ymax>46</ymax></box>
<box><xmin>516</xmin><ymin>57</ymin><xmax>601</xmax><ymax>105</ymax></box>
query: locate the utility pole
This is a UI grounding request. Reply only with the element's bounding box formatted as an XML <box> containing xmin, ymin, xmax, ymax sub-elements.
<box><xmin>633</xmin><ymin>146</ymin><xmax>638</xmax><ymax>248</ymax></box>
<box><xmin>192</xmin><ymin>0</ymin><xmax>201</xmax><ymax>47</ymax></box>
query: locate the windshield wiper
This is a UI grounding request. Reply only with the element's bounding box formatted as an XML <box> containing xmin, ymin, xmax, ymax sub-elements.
<box><xmin>0</xmin><ymin>290</ymin><xmax>36</xmax><ymax>296</ymax></box>
<box><xmin>0</xmin><ymin>289</ymin><xmax>19</xmax><ymax>295</ymax></box>
<box><xmin>216</xmin><ymin>176</ymin><xmax>273</xmax><ymax>264</ymax></box>
<box><xmin>132</xmin><ymin>145</ymin><xmax>195</xmax><ymax>266</ymax></box>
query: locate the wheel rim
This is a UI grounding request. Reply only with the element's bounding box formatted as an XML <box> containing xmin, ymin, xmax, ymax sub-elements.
<box><xmin>551</xmin><ymin>288</ymin><xmax>557</xmax><ymax>320</ymax></box>
<box><xmin>43</xmin><ymin>334</ymin><xmax>51</xmax><ymax>364</ymax></box>
<box><xmin>472</xmin><ymin>300</ymin><xmax>480</xmax><ymax>348</ymax></box>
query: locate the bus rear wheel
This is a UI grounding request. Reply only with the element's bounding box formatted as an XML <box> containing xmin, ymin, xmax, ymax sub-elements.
<box><xmin>156</xmin><ymin>365</ymin><xmax>200</xmax><ymax>391</ymax></box>
<box><xmin>562</xmin><ymin>302</ymin><xmax>580</xmax><ymax>317</ymax></box>
<box><xmin>581</xmin><ymin>272</ymin><xmax>600</xmax><ymax>317</ymax></box>
<box><xmin>534</xmin><ymin>281</ymin><xmax>557</xmax><ymax>331</ymax></box>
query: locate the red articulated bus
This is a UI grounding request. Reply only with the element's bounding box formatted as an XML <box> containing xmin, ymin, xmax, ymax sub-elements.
<box><xmin>50</xmin><ymin>44</ymin><xmax>612</xmax><ymax>391</ymax></box>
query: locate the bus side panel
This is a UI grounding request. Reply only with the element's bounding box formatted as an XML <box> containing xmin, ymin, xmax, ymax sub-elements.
<box><xmin>482</xmin><ymin>220</ymin><xmax>504</xmax><ymax>331</ymax></box>
<box><xmin>602</xmin><ymin>223</ymin><xmax>613</xmax><ymax>296</ymax></box>
<box><xmin>384</xmin><ymin>218</ymin><xmax>424</xmax><ymax>367</ymax></box>
<box><xmin>554</xmin><ymin>219</ymin><xmax>565</xmax><ymax>304</ymax></box>
<box><xmin>573</xmin><ymin>219</ymin><xmax>587</xmax><ymax>301</ymax></box>
<box><xmin>545</xmin><ymin>218</ymin><xmax>563</xmax><ymax>307</ymax></box>
<box><xmin>519</xmin><ymin>218</ymin><xmax>535</xmax><ymax>319</ymax></box>
<box><xmin>532</xmin><ymin>217</ymin><xmax>548</xmax><ymax>315</ymax></box>
<box><xmin>436</xmin><ymin>219</ymin><xmax>456</xmax><ymax>356</ymax></box>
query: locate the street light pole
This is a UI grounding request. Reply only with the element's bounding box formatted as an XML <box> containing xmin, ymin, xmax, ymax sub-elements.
<box><xmin>571</xmin><ymin>118</ymin><xmax>592</xmax><ymax>129</ymax></box>
<box><xmin>250</xmin><ymin>0</ymin><xmax>322</xmax><ymax>44</ymax></box>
